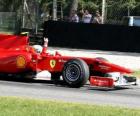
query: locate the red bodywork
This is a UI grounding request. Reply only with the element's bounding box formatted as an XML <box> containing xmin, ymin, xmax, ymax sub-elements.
<box><xmin>0</xmin><ymin>34</ymin><xmax>133</xmax><ymax>87</ymax></box>
<box><xmin>0</xmin><ymin>34</ymin><xmax>132</xmax><ymax>74</ymax></box>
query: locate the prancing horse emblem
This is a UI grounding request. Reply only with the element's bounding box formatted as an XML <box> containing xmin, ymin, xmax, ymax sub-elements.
<box><xmin>50</xmin><ymin>60</ymin><xmax>56</xmax><ymax>68</ymax></box>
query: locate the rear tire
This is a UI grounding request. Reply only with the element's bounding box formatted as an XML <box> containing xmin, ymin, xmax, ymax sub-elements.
<box><xmin>62</xmin><ymin>59</ymin><xmax>89</xmax><ymax>88</ymax></box>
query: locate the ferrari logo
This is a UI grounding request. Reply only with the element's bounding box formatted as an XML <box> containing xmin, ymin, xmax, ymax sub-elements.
<box><xmin>50</xmin><ymin>60</ymin><xmax>56</xmax><ymax>68</ymax></box>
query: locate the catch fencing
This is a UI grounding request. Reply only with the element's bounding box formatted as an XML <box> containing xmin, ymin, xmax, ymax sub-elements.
<box><xmin>104</xmin><ymin>0</ymin><xmax>140</xmax><ymax>24</ymax></box>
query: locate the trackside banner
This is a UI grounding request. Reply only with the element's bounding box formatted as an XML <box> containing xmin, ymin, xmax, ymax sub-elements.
<box><xmin>44</xmin><ymin>21</ymin><xmax>140</xmax><ymax>53</ymax></box>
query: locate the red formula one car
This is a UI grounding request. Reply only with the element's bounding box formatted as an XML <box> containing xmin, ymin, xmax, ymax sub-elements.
<box><xmin>0</xmin><ymin>34</ymin><xmax>137</xmax><ymax>88</ymax></box>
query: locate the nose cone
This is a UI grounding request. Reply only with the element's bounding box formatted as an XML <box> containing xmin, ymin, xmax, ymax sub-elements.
<box><xmin>95</xmin><ymin>58</ymin><xmax>133</xmax><ymax>74</ymax></box>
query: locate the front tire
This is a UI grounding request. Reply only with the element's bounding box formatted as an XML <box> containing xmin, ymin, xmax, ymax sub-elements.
<box><xmin>62</xmin><ymin>59</ymin><xmax>89</xmax><ymax>88</ymax></box>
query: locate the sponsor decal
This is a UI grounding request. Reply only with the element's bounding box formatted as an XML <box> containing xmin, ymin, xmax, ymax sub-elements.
<box><xmin>58</xmin><ymin>59</ymin><xmax>66</xmax><ymax>63</ymax></box>
<box><xmin>99</xmin><ymin>65</ymin><xmax>110</xmax><ymax>70</ymax></box>
<box><xmin>50</xmin><ymin>60</ymin><xmax>56</xmax><ymax>68</ymax></box>
<box><xmin>16</xmin><ymin>56</ymin><xmax>26</xmax><ymax>68</ymax></box>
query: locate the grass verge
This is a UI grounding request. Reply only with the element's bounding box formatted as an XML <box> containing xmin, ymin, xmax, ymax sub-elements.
<box><xmin>133</xmin><ymin>70</ymin><xmax>140</xmax><ymax>78</ymax></box>
<box><xmin>0</xmin><ymin>97</ymin><xmax>139</xmax><ymax>116</ymax></box>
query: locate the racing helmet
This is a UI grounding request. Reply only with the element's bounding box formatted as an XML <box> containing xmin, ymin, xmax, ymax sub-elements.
<box><xmin>32</xmin><ymin>45</ymin><xmax>43</xmax><ymax>53</ymax></box>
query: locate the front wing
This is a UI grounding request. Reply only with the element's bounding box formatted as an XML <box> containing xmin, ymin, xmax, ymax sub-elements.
<box><xmin>90</xmin><ymin>73</ymin><xmax>137</xmax><ymax>88</ymax></box>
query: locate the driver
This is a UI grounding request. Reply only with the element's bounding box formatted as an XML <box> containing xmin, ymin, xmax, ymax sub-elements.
<box><xmin>32</xmin><ymin>37</ymin><xmax>48</xmax><ymax>54</ymax></box>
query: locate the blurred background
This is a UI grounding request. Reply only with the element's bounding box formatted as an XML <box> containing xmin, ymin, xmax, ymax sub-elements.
<box><xmin>0</xmin><ymin>0</ymin><xmax>140</xmax><ymax>33</ymax></box>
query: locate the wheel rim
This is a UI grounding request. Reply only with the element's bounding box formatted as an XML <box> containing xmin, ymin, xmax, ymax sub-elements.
<box><xmin>65</xmin><ymin>64</ymin><xmax>81</xmax><ymax>82</ymax></box>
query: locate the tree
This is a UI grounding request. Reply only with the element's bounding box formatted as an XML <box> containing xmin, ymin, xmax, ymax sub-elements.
<box><xmin>119</xmin><ymin>0</ymin><xmax>139</xmax><ymax>16</ymax></box>
<box><xmin>0</xmin><ymin>0</ymin><xmax>21</xmax><ymax>12</ymax></box>
<box><xmin>70</xmin><ymin>0</ymin><xmax>79</xmax><ymax>12</ymax></box>
<box><xmin>69</xmin><ymin>0</ymin><xmax>79</xmax><ymax>19</ymax></box>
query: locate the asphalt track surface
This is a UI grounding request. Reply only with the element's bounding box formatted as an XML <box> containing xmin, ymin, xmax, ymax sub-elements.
<box><xmin>0</xmin><ymin>48</ymin><xmax>140</xmax><ymax>108</ymax></box>
<box><xmin>0</xmin><ymin>78</ymin><xmax>140</xmax><ymax>108</ymax></box>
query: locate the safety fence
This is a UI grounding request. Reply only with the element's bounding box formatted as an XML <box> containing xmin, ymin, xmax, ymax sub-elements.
<box><xmin>105</xmin><ymin>0</ymin><xmax>140</xmax><ymax>24</ymax></box>
<box><xmin>0</xmin><ymin>12</ymin><xmax>17</xmax><ymax>34</ymax></box>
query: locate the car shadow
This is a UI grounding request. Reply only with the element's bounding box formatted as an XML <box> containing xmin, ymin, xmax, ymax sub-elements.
<box><xmin>0</xmin><ymin>76</ymin><xmax>133</xmax><ymax>91</ymax></box>
<box><xmin>87</xmin><ymin>86</ymin><xmax>130</xmax><ymax>91</ymax></box>
<box><xmin>0</xmin><ymin>76</ymin><xmax>67</xmax><ymax>87</ymax></box>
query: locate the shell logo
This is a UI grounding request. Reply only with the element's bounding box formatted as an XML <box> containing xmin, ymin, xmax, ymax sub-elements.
<box><xmin>16</xmin><ymin>56</ymin><xmax>26</xmax><ymax>68</ymax></box>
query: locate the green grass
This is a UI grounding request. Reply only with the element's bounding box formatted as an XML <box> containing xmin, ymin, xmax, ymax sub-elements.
<box><xmin>133</xmin><ymin>70</ymin><xmax>140</xmax><ymax>78</ymax></box>
<box><xmin>0</xmin><ymin>97</ymin><xmax>139</xmax><ymax>116</ymax></box>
